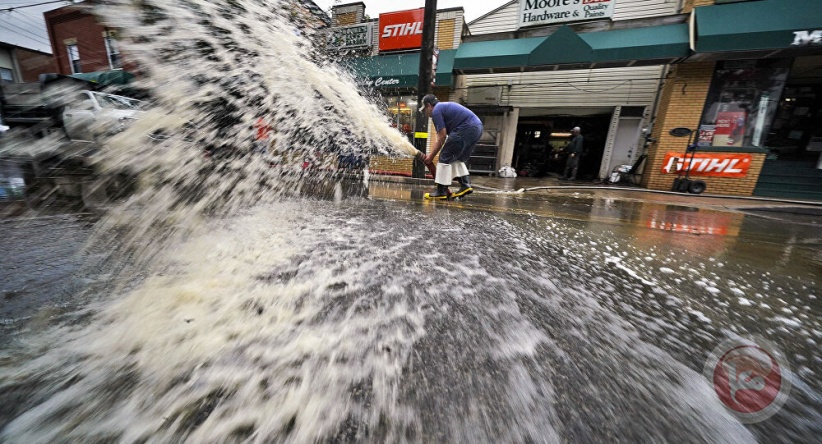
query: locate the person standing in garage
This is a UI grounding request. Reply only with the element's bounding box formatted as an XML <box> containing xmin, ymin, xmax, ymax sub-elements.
<box><xmin>562</xmin><ymin>126</ymin><xmax>584</xmax><ymax>181</ymax></box>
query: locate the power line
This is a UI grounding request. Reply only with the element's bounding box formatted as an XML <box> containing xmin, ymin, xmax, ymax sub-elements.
<box><xmin>0</xmin><ymin>18</ymin><xmax>51</xmax><ymax>46</ymax></box>
<box><xmin>10</xmin><ymin>9</ymin><xmax>46</xmax><ymax>29</ymax></box>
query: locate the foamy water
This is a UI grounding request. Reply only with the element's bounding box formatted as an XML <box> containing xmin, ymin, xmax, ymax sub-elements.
<box><xmin>1</xmin><ymin>1</ymin><xmax>819</xmax><ymax>442</ymax></box>
<box><xmin>2</xmin><ymin>200</ymin><xmax>766</xmax><ymax>442</ymax></box>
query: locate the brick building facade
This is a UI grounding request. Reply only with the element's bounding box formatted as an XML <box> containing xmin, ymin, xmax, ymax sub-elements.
<box><xmin>44</xmin><ymin>5</ymin><xmax>130</xmax><ymax>76</ymax></box>
<box><xmin>15</xmin><ymin>47</ymin><xmax>58</xmax><ymax>82</ymax></box>
<box><xmin>0</xmin><ymin>44</ymin><xmax>56</xmax><ymax>83</ymax></box>
<box><xmin>642</xmin><ymin>61</ymin><xmax>768</xmax><ymax>196</ymax></box>
<box><xmin>642</xmin><ymin>0</ymin><xmax>822</xmax><ymax>199</ymax></box>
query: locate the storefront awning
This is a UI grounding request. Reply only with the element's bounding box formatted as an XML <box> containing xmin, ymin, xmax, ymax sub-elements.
<box><xmin>453</xmin><ymin>37</ymin><xmax>543</xmax><ymax>72</ymax></box>
<box><xmin>347</xmin><ymin>53</ymin><xmax>418</xmax><ymax>88</ymax></box>
<box><xmin>69</xmin><ymin>70</ymin><xmax>135</xmax><ymax>85</ymax></box>
<box><xmin>694</xmin><ymin>0</ymin><xmax>822</xmax><ymax>53</ymax></box>
<box><xmin>435</xmin><ymin>49</ymin><xmax>456</xmax><ymax>86</ymax></box>
<box><xmin>346</xmin><ymin>49</ymin><xmax>456</xmax><ymax>88</ymax></box>
<box><xmin>528</xmin><ymin>25</ymin><xmax>593</xmax><ymax>67</ymax></box>
<box><xmin>583</xmin><ymin>24</ymin><xmax>690</xmax><ymax>63</ymax></box>
<box><xmin>455</xmin><ymin>24</ymin><xmax>689</xmax><ymax>73</ymax></box>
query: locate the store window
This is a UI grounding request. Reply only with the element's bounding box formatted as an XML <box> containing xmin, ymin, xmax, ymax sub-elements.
<box><xmin>385</xmin><ymin>95</ymin><xmax>417</xmax><ymax>137</ymax></box>
<box><xmin>0</xmin><ymin>68</ymin><xmax>13</xmax><ymax>84</ymax></box>
<box><xmin>697</xmin><ymin>59</ymin><xmax>790</xmax><ymax>148</ymax></box>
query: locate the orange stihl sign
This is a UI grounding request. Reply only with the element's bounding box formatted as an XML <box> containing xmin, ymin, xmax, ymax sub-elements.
<box><xmin>661</xmin><ymin>152</ymin><xmax>752</xmax><ymax>178</ymax></box>
<box><xmin>379</xmin><ymin>9</ymin><xmax>424</xmax><ymax>51</ymax></box>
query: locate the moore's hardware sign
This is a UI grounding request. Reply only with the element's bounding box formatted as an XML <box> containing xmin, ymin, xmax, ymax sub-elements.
<box><xmin>518</xmin><ymin>0</ymin><xmax>615</xmax><ymax>28</ymax></box>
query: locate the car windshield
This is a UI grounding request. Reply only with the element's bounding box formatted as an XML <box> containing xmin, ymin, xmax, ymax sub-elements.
<box><xmin>92</xmin><ymin>92</ymin><xmax>142</xmax><ymax>110</ymax></box>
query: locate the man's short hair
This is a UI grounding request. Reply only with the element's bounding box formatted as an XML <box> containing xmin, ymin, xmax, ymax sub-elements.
<box><xmin>421</xmin><ymin>94</ymin><xmax>439</xmax><ymax>108</ymax></box>
<box><xmin>572</xmin><ymin>127</ymin><xmax>581</xmax><ymax>132</ymax></box>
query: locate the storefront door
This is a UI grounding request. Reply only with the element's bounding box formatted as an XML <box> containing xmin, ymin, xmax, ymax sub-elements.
<box><xmin>608</xmin><ymin>117</ymin><xmax>643</xmax><ymax>175</ymax></box>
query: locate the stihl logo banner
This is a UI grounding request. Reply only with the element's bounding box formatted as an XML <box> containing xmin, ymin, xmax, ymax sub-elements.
<box><xmin>379</xmin><ymin>9</ymin><xmax>424</xmax><ymax>51</ymax></box>
<box><xmin>661</xmin><ymin>153</ymin><xmax>752</xmax><ymax>178</ymax></box>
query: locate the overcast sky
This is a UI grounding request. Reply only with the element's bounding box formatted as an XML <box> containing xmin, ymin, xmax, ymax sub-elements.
<box><xmin>0</xmin><ymin>0</ymin><xmax>76</xmax><ymax>53</ymax></box>
<box><xmin>312</xmin><ymin>0</ymin><xmax>508</xmax><ymax>23</ymax></box>
<box><xmin>0</xmin><ymin>0</ymin><xmax>510</xmax><ymax>55</ymax></box>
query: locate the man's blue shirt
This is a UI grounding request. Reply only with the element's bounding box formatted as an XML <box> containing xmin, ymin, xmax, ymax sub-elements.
<box><xmin>431</xmin><ymin>102</ymin><xmax>482</xmax><ymax>134</ymax></box>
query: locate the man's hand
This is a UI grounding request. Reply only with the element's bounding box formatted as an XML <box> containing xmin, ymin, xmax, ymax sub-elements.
<box><xmin>416</xmin><ymin>150</ymin><xmax>435</xmax><ymax>165</ymax></box>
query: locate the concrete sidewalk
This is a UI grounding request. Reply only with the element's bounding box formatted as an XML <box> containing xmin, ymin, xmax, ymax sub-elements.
<box><xmin>367</xmin><ymin>173</ymin><xmax>822</xmax><ymax>214</ymax></box>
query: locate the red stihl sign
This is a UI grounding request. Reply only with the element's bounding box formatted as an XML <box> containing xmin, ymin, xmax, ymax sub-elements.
<box><xmin>379</xmin><ymin>8</ymin><xmax>424</xmax><ymax>51</ymax></box>
<box><xmin>661</xmin><ymin>152</ymin><xmax>752</xmax><ymax>178</ymax></box>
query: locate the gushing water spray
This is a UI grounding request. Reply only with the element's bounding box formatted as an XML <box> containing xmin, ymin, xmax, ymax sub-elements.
<box><xmin>1</xmin><ymin>1</ymin><xmax>429</xmax><ymax>442</ymax></box>
<box><xmin>85</xmin><ymin>0</ymin><xmax>417</xmax><ymax>254</ymax></box>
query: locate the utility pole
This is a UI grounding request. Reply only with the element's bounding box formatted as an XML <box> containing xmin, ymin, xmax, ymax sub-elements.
<box><xmin>412</xmin><ymin>0</ymin><xmax>437</xmax><ymax>179</ymax></box>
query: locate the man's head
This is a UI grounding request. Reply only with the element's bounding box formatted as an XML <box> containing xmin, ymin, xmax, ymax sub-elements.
<box><xmin>421</xmin><ymin>94</ymin><xmax>438</xmax><ymax>116</ymax></box>
<box><xmin>572</xmin><ymin>126</ymin><xmax>581</xmax><ymax>135</ymax></box>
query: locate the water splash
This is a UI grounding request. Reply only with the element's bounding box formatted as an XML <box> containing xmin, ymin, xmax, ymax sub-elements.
<box><xmin>82</xmin><ymin>0</ymin><xmax>415</xmax><ymax>259</ymax></box>
<box><xmin>2</xmin><ymin>1</ymin><xmax>427</xmax><ymax>441</ymax></box>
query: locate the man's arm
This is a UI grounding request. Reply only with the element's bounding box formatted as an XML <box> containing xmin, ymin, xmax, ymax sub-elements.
<box><xmin>424</xmin><ymin>128</ymin><xmax>448</xmax><ymax>163</ymax></box>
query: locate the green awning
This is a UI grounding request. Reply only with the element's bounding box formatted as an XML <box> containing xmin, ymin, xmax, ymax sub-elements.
<box><xmin>69</xmin><ymin>70</ymin><xmax>135</xmax><ymax>85</ymax></box>
<box><xmin>453</xmin><ymin>37</ymin><xmax>543</xmax><ymax>71</ymax></box>
<box><xmin>347</xmin><ymin>53</ymin><xmax>418</xmax><ymax>88</ymax></box>
<box><xmin>528</xmin><ymin>25</ymin><xmax>593</xmax><ymax>66</ymax></box>
<box><xmin>694</xmin><ymin>0</ymin><xmax>822</xmax><ymax>52</ymax></box>
<box><xmin>583</xmin><ymin>24</ymin><xmax>690</xmax><ymax>62</ymax></box>
<box><xmin>455</xmin><ymin>24</ymin><xmax>689</xmax><ymax>72</ymax></box>
<box><xmin>435</xmin><ymin>49</ymin><xmax>456</xmax><ymax>86</ymax></box>
<box><xmin>346</xmin><ymin>49</ymin><xmax>456</xmax><ymax>88</ymax></box>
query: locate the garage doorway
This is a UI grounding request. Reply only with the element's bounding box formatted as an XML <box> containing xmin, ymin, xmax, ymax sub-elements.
<box><xmin>513</xmin><ymin>113</ymin><xmax>612</xmax><ymax>179</ymax></box>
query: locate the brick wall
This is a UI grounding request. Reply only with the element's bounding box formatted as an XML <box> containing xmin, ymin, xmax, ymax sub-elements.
<box><xmin>437</xmin><ymin>19</ymin><xmax>456</xmax><ymax>50</ymax></box>
<box><xmin>45</xmin><ymin>7</ymin><xmax>111</xmax><ymax>75</ymax></box>
<box><xmin>642</xmin><ymin>61</ymin><xmax>767</xmax><ymax>196</ymax></box>
<box><xmin>15</xmin><ymin>48</ymin><xmax>57</xmax><ymax>82</ymax></box>
<box><xmin>369</xmin><ymin>156</ymin><xmax>414</xmax><ymax>175</ymax></box>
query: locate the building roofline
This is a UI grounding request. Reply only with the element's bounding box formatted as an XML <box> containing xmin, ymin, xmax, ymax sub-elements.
<box><xmin>0</xmin><ymin>40</ymin><xmax>52</xmax><ymax>56</ymax></box>
<box><xmin>468</xmin><ymin>0</ymin><xmax>517</xmax><ymax>26</ymax></box>
<box><xmin>333</xmin><ymin>2</ymin><xmax>366</xmax><ymax>8</ymax></box>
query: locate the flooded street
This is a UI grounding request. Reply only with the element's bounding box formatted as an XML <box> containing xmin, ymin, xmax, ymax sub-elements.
<box><xmin>2</xmin><ymin>185</ymin><xmax>820</xmax><ymax>442</ymax></box>
<box><xmin>1</xmin><ymin>0</ymin><xmax>820</xmax><ymax>441</ymax></box>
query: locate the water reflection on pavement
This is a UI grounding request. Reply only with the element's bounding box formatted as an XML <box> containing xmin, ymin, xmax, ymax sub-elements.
<box><xmin>371</xmin><ymin>180</ymin><xmax>822</xmax><ymax>441</ymax></box>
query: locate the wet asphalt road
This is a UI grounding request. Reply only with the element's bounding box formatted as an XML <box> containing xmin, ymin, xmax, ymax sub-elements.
<box><xmin>1</xmin><ymin>182</ymin><xmax>820</xmax><ymax>442</ymax></box>
<box><xmin>1</xmin><ymin>213</ymin><xmax>101</xmax><ymax>335</ymax></box>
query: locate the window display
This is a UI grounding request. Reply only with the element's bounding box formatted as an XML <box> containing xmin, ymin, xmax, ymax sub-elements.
<box><xmin>697</xmin><ymin>59</ymin><xmax>790</xmax><ymax>148</ymax></box>
<box><xmin>385</xmin><ymin>95</ymin><xmax>417</xmax><ymax>137</ymax></box>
